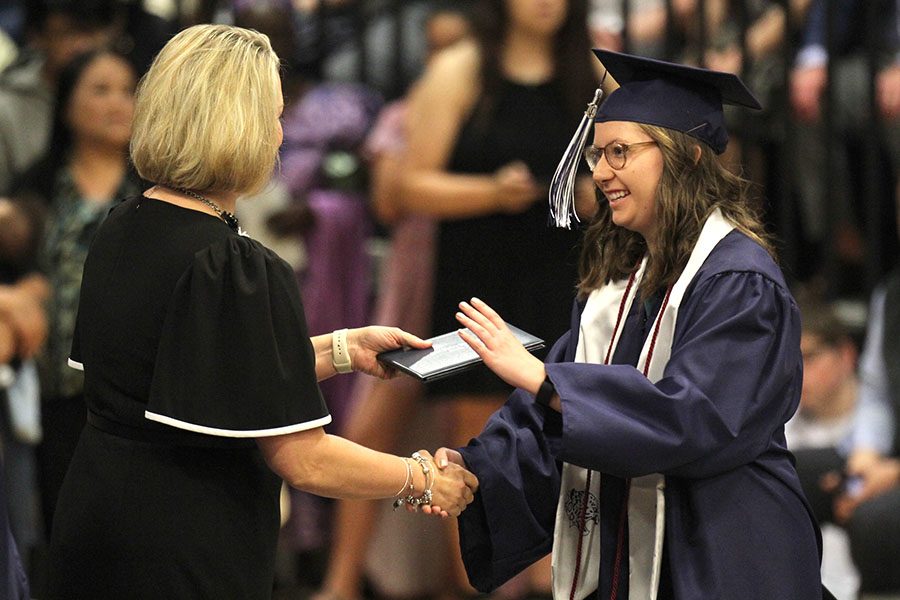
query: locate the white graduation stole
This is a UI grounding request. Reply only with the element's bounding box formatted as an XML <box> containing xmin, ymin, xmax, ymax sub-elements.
<box><xmin>551</xmin><ymin>209</ymin><xmax>734</xmax><ymax>600</ymax></box>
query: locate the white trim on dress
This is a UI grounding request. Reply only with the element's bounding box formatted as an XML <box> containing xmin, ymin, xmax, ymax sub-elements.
<box><xmin>144</xmin><ymin>411</ymin><xmax>332</xmax><ymax>438</ymax></box>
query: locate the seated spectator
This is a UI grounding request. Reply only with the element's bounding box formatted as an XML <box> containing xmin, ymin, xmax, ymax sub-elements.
<box><xmin>788</xmin><ymin>0</ymin><xmax>899</xmax><ymax>283</ymax></box>
<box><xmin>0</xmin><ymin>0</ymin><xmax>118</xmax><ymax>194</ymax></box>
<box><xmin>830</xmin><ymin>261</ymin><xmax>900</xmax><ymax>596</ymax></box>
<box><xmin>787</xmin><ymin>298</ymin><xmax>859</xmax><ymax>451</ymax></box>
<box><xmin>699</xmin><ymin>0</ymin><xmax>814</xmax><ymax>174</ymax></box>
<box><xmin>290</xmin><ymin>0</ymin><xmax>438</xmax><ymax>97</ymax></box>
<box><xmin>788</xmin><ymin>296</ymin><xmax>861</xmax><ymax>599</ymax></box>
<box><xmin>0</xmin><ymin>195</ymin><xmax>47</xmax><ymax>578</ymax></box>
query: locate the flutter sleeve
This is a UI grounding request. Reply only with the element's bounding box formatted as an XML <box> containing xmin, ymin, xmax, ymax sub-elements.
<box><xmin>145</xmin><ymin>235</ymin><xmax>330</xmax><ymax>438</ymax></box>
<box><xmin>68</xmin><ymin>312</ymin><xmax>83</xmax><ymax>371</ymax></box>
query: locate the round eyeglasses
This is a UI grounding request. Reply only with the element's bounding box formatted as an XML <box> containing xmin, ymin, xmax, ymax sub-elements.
<box><xmin>583</xmin><ymin>141</ymin><xmax>658</xmax><ymax>170</ymax></box>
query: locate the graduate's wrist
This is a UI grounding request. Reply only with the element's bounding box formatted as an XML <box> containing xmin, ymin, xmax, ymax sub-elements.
<box><xmin>526</xmin><ymin>364</ymin><xmax>547</xmax><ymax>397</ymax></box>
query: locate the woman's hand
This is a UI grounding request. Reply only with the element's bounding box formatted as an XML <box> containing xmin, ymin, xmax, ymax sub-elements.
<box><xmin>876</xmin><ymin>64</ymin><xmax>900</xmax><ymax>120</ymax></box>
<box><xmin>415</xmin><ymin>449</ymin><xmax>478</xmax><ymax>518</ymax></box>
<box><xmin>492</xmin><ymin>161</ymin><xmax>541</xmax><ymax>214</ymax></box>
<box><xmin>455</xmin><ymin>298</ymin><xmax>545</xmax><ymax>394</ymax></box>
<box><xmin>0</xmin><ymin>318</ymin><xmax>15</xmax><ymax>364</ymax></box>
<box><xmin>833</xmin><ymin>456</ymin><xmax>900</xmax><ymax>524</ymax></box>
<box><xmin>434</xmin><ymin>447</ymin><xmax>465</xmax><ymax>469</ymax></box>
<box><xmin>0</xmin><ymin>283</ymin><xmax>47</xmax><ymax>359</ymax></box>
<box><xmin>347</xmin><ymin>326</ymin><xmax>431</xmax><ymax>379</ymax></box>
<box><xmin>790</xmin><ymin>65</ymin><xmax>827</xmax><ymax>123</ymax></box>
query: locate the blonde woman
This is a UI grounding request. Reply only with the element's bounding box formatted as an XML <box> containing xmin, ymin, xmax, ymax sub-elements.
<box><xmin>46</xmin><ymin>25</ymin><xmax>477</xmax><ymax>599</ymax></box>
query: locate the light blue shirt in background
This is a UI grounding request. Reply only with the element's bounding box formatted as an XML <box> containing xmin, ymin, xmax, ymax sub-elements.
<box><xmin>849</xmin><ymin>286</ymin><xmax>896</xmax><ymax>455</ymax></box>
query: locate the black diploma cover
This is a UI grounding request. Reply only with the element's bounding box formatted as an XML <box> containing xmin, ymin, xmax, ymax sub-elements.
<box><xmin>377</xmin><ymin>324</ymin><xmax>545</xmax><ymax>382</ymax></box>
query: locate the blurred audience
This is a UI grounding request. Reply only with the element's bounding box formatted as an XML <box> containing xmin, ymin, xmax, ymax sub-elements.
<box><xmin>400</xmin><ymin>0</ymin><xmax>600</xmax><ymax>596</ymax></box>
<box><xmin>233</xmin><ymin>0</ymin><xmax>385</xmax><ymax>567</ymax></box>
<box><xmin>10</xmin><ymin>48</ymin><xmax>141</xmax><ymax>550</ymax></box>
<box><xmin>588</xmin><ymin>0</ymin><xmax>668</xmax><ymax>57</ymax></box>
<box><xmin>232</xmin><ymin>0</ymin><xmax>309</xmax><ymax>270</ymax></box>
<box><xmin>787</xmin><ymin>297</ymin><xmax>861</xmax><ymax>598</ymax></box>
<box><xmin>290</xmin><ymin>0</ymin><xmax>437</xmax><ymax>96</ymax></box>
<box><xmin>0</xmin><ymin>195</ymin><xmax>46</xmax><ymax>577</ymax></box>
<box><xmin>788</xmin><ymin>0</ymin><xmax>900</xmax><ymax>283</ymax></box>
<box><xmin>0</xmin><ymin>0</ymin><xmax>118</xmax><ymax>195</ymax></box>
<box><xmin>788</xmin><ymin>219</ymin><xmax>900</xmax><ymax>597</ymax></box>
<box><xmin>787</xmin><ymin>298</ymin><xmax>859</xmax><ymax>451</ymax></box>
<box><xmin>111</xmin><ymin>0</ymin><xmax>178</xmax><ymax>75</ymax></box>
<box><xmin>831</xmin><ymin>259</ymin><xmax>900</xmax><ymax>596</ymax></box>
<box><xmin>316</xmin><ymin>4</ymin><xmax>472</xmax><ymax>600</ymax></box>
<box><xmin>698</xmin><ymin>0</ymin><xmax>813</xmax><ymax>176</ymax></box>
<box><xmin>0</xmin><ymin>197</ymin><xmax>42</xmax><ymax>284</ymax></box>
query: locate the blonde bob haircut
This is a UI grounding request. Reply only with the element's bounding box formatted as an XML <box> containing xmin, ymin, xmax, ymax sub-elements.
<box><xmin>130</xmin><ymin>24</ymin><xmax>282</xmax><ymax>195</ymax></box>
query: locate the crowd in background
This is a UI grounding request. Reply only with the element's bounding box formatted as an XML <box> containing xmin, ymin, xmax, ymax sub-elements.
<box><xmin>0</xmin><ymin>0</ymin><xmax>897</xmax><ymax>599</ymax></box>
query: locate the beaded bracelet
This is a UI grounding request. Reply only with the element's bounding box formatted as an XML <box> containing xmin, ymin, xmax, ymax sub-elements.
<box><xmin>404</xmin><ymin>451</ymin><xmax>434</xmax><ymax>507</ymax></box>
<box><xmin>392</xmin><ymin>452</ymin><xmax>435</xmax><ymax>508</ymax></box>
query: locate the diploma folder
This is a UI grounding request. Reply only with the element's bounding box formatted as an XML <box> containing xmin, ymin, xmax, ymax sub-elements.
<box><xmin>378</xmin><ymin>325</ymin><xmax>545</xmax><ymax>382</ymax></box>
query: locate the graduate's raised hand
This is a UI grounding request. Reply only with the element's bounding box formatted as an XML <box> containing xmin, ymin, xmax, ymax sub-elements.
<box><xmin>456</xmin><ymin>297</ymin><xmax>545</xmax><ymax>394</ymax></box>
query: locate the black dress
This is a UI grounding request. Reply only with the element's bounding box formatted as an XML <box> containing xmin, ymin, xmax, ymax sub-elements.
<box><xmin>47</xmin><ymin>196</ymin><xmax>330</xmax><ymax>599</ymax></box>
<box><xmin>429</xmin><ymin>78</ymin><xmax>584</xmax><ymax>397</ymax></box>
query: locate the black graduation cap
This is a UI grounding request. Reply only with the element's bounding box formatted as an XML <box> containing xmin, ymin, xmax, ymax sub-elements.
<box><xmin>548</xmin><ymin>50</ymin><xmax>761</xmax><ymax>228</ymax></box>
<box><xmin>593</xmin><ymin>49</ymin><xmax>761</xmax><ymax>155</ymax></box>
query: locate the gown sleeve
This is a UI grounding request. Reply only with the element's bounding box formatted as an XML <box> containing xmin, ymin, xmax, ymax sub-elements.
<box><xmin>145</xmin><ymin>235</ymin><xmax>330</xmax><ymax>437</ymax></box>
<box><xmin>456</xmin><ymin>332</ymin><xmax>571</xmax><ymax>593</ymax></box>
<box><xmin>545</xmin><ymin>270</ymin><xmax>801</xmax><ymax>479</ymax></box>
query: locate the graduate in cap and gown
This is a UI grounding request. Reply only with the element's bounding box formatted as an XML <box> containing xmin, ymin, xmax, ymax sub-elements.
<box><xmin>429</xmin><ymin>50</ymin><xmax>827</xmax><ymax>599</ymax></box>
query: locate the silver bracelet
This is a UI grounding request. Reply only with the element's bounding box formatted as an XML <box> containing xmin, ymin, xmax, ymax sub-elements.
<box><xmin>393</xmin><ymin>458</ymin><xmax>415</xmax><ymax>510</ymax></box>
<box><xmin>394</xmin><ymin>457</ymin><xmax>412</xmax><ymax>498</ymax></box>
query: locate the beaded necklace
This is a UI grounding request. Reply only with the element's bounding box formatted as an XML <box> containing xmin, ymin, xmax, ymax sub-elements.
<box><xmin>166</xmin><ymin>186</ymin><xmax>241</xmax><ymax>232</ymax></box>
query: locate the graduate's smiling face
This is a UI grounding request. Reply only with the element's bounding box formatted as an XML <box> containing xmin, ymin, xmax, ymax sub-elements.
<box><xmin>591</xmin><ymin>120</ymin><xmax>663</xmax><ymax>241</ymax></box>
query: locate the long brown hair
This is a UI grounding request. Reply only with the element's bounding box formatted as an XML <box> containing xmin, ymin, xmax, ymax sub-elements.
<box><xmin>577</xmin><ymin>124</ymin><xmax>774</xmax><ymax>300</ymax></box>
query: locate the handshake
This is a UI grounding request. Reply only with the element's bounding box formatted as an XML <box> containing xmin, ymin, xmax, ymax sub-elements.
<box><xmin>397</xmin><ymin>448</ymin><xmax>477</xmax><ymax>519</ymax></box>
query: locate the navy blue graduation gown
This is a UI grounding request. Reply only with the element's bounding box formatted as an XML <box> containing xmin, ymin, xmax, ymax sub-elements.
<box><xmin>457</xmin><ymin>231</ymin><xmax>822</xmax><ymax>599</ymax></box>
